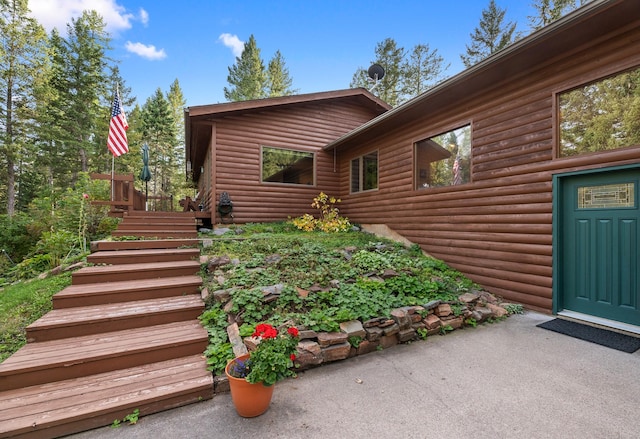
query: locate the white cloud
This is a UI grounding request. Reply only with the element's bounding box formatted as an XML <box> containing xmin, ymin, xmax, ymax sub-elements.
<box><xmin>218</xmin><ymin>33</ymin><xmax>244</xmax><ymax>58</ymax></box>
<box><xmin>139</xmin><ymin>8</ymin><xmax>149</xmax><ymax>26</ymax></box>
<box><xmin>28</xmin><ymin>0</ymin><xmax>134</xmax><ymax>34</ymax></box>
<box><xmin>125</xmin><ymin>41</ymin><xmax>167</xmax><ymax>60</ymax></box>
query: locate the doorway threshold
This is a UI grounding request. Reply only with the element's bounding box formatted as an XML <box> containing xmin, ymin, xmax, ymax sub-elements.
<box><xmin>557</xmin><ymin>310</ymin><xmax>640</xmax><ymax>336</ymax></box>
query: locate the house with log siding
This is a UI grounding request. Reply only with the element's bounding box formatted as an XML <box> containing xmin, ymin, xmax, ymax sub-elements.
<box><xmin>186</xmin><ymin>0</ymin><xmax>640</xmax><ymax>331</ymax></box>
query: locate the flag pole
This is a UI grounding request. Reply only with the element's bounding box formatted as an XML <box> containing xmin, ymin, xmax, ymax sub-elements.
<box><xmin>111</xmin><ymin>155</ymin><xmax>115</xmax><ymax>203</ymax></box>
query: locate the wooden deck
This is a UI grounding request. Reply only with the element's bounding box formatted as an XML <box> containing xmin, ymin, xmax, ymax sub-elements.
<box><xmin>0</xmin><ymin>213</ymin><xmax>213</xmax><ymax>439</ymax></box>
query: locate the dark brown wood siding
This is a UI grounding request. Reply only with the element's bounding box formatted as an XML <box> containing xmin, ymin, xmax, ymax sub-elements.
<box><xmin>211</xmin><ymin>100</ymin><xmax>380</xmax><ymax>223</ymax></box>
<box><xmin>336</xmin><ymin>24</ymin><xmax>640</xmax><ymax>312</ymax></box>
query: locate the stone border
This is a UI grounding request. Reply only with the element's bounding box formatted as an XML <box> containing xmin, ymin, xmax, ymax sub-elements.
<box><xmin>213</xmin><ymin>291</ymin><xmax>514</xmax><ymax>394</ymax></box>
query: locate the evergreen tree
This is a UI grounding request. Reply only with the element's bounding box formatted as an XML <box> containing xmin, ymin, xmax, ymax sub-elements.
<box><xmin>141</xmin><ymin>88</ymin><xmax>176</xmax><ymax>207</ymax></box>
<box><xmin>528</xmin><ymin>0</ymin><xmax>587</xmax><ymax>30</ymax></box>
<box><xmin>267</xmin><ymin>50</ymin><xmax>296</xmax><ymax>97</ymax></box>
<box><xmin>350</xmin><ymin>38</ymin><xmax>405</xmax><ymax>107</ymax></box>
<box><xmin>224</xmin><ymin>35</ymin><xmax>268</xmax><ymax>101</ymax></box>
<box><xmin>166</xmin><ymin>79</ymin><xmax>189</xmax><ymax>201</ymax></box>
<box><xmin>461</xmin><ymin>0</ymin><xmax>517</xmax><ymax>68</ymax></box>
<box><xmin>402</xmin><ymin>44</ymin><xmax>449</xmax><ymax>100</ymax></box>
<box><xmin>0</xmin><ymin>0</ymin><xmax>48</xmax><ymax>215</ymax></box>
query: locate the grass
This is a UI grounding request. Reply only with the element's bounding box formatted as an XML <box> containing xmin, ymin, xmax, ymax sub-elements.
<box><xmin>200</xmin><ymin>222</ymin><xmax>480</xmax><ymax>374</ymax></box>
<box><xmin>0</xmin><ymin>273</ymin><xmax>72</xmax><ymax>362</ymax></box>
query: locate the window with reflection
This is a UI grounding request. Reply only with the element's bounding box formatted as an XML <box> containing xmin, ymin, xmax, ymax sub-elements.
<box><xmin>351</xmin><ymin>151</ymin><xmax>378</xmax><ymax>193</ymax></box>
<box><xmin>261</xmin><ymin>146</ymin><xmax>314</xmax><ymax>185</ymax></box>
<box><xmin>559</xmin><ymin>66</ymin><xmax>640</xmax><ymax>157</ymax></box>
<box><xmin>415</xmin><ymin>125</ymin><xmax>471</xmax><ymax>189</ymax></box>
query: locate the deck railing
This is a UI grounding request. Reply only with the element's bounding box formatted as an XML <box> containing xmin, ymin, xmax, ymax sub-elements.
<box><xmin>90</xmin><ymin>173</ymin><xmax>145</xmax><ymax>214</ymax></box>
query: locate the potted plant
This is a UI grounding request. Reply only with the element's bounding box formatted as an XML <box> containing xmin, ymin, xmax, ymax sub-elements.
<box><xmin>225</xmin><ymin>323</ymin><xmax>299</xmax><ymax>417</ymax></box>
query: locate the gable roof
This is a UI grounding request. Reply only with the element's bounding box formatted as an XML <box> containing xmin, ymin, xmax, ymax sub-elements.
<box><xmin>325</xmin><ymin>0</ymin><xmax>639</xmax><ymax>151</ymax></box>
<box><xmin>185</xmin><ymin>88</ymin><xmax>390</xmax><ymax>174</ymax></box>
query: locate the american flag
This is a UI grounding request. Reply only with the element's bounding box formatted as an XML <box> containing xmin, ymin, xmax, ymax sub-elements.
<box><xmin>107</xmin><ymin>91</ymin><xmax>129</xmax><ymax>157</ymax></box>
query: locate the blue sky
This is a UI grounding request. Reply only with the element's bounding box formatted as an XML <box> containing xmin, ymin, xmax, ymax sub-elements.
<box><xmin>28</xmin><ymin>0</ymin><xmax>537</xmax><ymax>108</ymax></box>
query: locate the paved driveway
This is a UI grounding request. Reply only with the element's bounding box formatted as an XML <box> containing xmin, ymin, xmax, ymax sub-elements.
<box><xmin>71</xmin><ymin>312</ymin><xmax>640</xmax><ymax>439</ymax></box>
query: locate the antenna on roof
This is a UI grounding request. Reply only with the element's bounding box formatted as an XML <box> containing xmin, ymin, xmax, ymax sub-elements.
<box><xmin>367</xmin><ymin>64</ymin><xmax>385</xmax><ymax>92</ymax></box>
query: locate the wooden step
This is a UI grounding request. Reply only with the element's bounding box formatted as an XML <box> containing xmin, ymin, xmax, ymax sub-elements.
<box><xmin>111</xmin><ymin>230</ymin><xmax>198</xmax><ymax>239</ymax></box>
<box><xmin>53</xmin><ymin>275</ymin><xmax>202</xmax><ymax>308</ymax></box>
<box><xmin>72</xmin><ymin>260</ymin><xmax>201</xmax><ymax>285</ymax></box>
<box><xmin>117</xmin><ymin>223</ymin><xmax>195</xmax><ymax>231</ymax></box>
<box><xmin>0</xmin><ymin>321</ymin><xmax>209</xmax><ymax>392</ymax></box>
<box><xmin>91</xmin><ymin>239</ymin><xmax>200</xmax><ymax>251</ymax></box>
<box><xmin>87</xmin><ymin>248</ymin><xmax>200</xmax><ymax>265</ymax></box>
<box><xmin>124</xmin><ymin>211</ymin><xmax>197</xmax><ymax>218</ymax></box>
<box><xmin>0</xmin><ymin>355</ymin><xmax>213</xmax><ymax>439</ymax></box>
<box><xmin>27</xmin><ymin>296</ymin><xmax>205</xmax><ymax>342</ymax></box>
<box><xmin>120</xmin><ymin>217</ymin><xmax>196</xmax><ymax>225</ymax></box>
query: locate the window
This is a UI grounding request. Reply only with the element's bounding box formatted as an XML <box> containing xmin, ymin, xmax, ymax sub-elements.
<box><xmin>559</xmin><ymin>66</ymin><xmax>640</xmax><ymax>157</ymax></box>
<box><xmin>351</xmin><ymin>151</ymin><xmax>378</xmax><ymax>193</ymax></box>
<box><xmin>261</xmin><ymin>146</ymin><xmax>314</xmax><ymax>185</ymax></box>
<box><xmin>415</xmin><ymin>125</ymin><xmax>471</xmax><ymax>189</ymax></box>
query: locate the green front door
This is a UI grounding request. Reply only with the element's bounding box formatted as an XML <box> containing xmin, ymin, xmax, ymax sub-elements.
<box><xmin>559</xmin><ymin>168</ymin><xmax>640</xmax><ymax>326</ymax></box>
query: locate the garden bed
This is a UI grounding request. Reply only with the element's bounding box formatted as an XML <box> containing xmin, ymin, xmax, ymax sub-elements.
<box><xmin>197</xmin><ymin>223</ymin><xmax>522</xmax><ymax>392</ymax></box>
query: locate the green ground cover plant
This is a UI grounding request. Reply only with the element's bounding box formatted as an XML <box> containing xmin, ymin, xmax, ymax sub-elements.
<box><xmin>200</xmin><ymin>222</ymin><xmax>477</xmax><ymax>374</ymax></box>
<box><xmin>0</xmin><ymin>273</ymin><xmax>72</xmax><ymax>362</ymax></box>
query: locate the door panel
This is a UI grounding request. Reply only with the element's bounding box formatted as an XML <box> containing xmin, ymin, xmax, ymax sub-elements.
<box><xmin>560</xmin><ymin>169</ymin><xmax>640</xmax><ymax>326</ymax></box>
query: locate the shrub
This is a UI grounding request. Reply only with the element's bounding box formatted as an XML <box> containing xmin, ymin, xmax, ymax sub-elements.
<box><xmin>291</xmin><ymin>192</ymin><xmax>351</xmax><ymax>232</ymax></box>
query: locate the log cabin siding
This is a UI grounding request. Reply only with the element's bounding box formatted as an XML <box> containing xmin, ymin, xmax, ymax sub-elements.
<box><xmin>335</xmin><ymin>21</ymin><xmax>640</xmax><ymax>312</ymax></box>
<box><xmin>207</xmin><ymin>99</ymin><xmax>384</xmax><ymax>223</ymax></box>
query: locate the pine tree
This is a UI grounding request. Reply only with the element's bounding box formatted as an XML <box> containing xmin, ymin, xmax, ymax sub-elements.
<box><xmin>528</xmin><ymin>0</ymin><xmax>586</xmax><ymax>31</ymax></box>
<box><xmin>402</xmin><ymin>44</ymin><xmax>449</xmax><ymax>100</ymax></box>
<box><xmin>0</xmin><ymin>0</ymin><xmax>48</xmax><ymax>215</ymax></box>
<box><xmin>267</xmin><ymin>50</ymin><xmax>296</xmax><ymax>97</ymax></box>
<box><xmin>224</xmin><ymin>35</ymin><xmax>268</xmax><ymax>101</ymax></box>
<box><xmin>350</xmin><ymin>38</ymin><xmax>405</xmax><ymax>107</ymax></box>
<box><xmin>461</xmin><ymin>0</ymin><xmax>517</xmax><ymax>68</ymax></box>
<box><xmin>141</xmin><ymin>88</ymin><xmax>176</xmax><ymax>206</ymax></box>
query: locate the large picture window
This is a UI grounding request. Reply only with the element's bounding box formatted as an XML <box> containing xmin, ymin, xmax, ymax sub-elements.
<box><xmin>559</xmin><ymin>66</ymin><xmax>640</xmax><ymax>157</ymax></box>
<box><xmin>261</xmin><ymin>146</ymin><xmax>314</xmax><ymax>185</ymax></box>
<box><xmin>415</xmin><ymin>125</ymin><xmax>471</xmax><ymax>189</ymax></box>
<box><xmin>351</xmin><ymin>151</ymin><xmax>378</xmax><ymax>193</ymax></box>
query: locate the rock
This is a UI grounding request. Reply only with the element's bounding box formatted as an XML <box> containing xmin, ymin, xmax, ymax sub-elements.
<box><xmin>458</xmin><ymin>292</ymin><xmax>480</xmax><ymax>304</ymax></box>
<box><xmin>423</xmin><ymin>300</ymin><xmax>441</xmax><ymax>310</ymax></box>
<box><xmin>298</xmin><ymin>329</ymin><xmax>318</xmax><ymax>340</ymax></box>
<box><xmin>381</xmin><ymin>269</ymin><xmax>399</xmax><ymax>279</ymax></box>
<box><xmin>223</xmin><ymin>300</ymin><xmax>234</xmax><ymax>314</ymax></box>
<box><xmin>357</xmin><ymin>340</ymin><xmax>380</xmax><ymax>355</ymax></box>
<box><xmin>378</xmin><ymin>319</ymin><xmax>396</xmax><ymax>328</ymax></box>
<box><xmin>317</xmin><ymin>332</ymin><xmax>348</xmax><ymax>347</ymax></box>
<box><xmin>212</xmin><ymin>289</ymin><xmax>230</xmax><ymax>303</ymax></box>
<box><xmin>243</xmin><ymin>335</ymin><xmax>260</xmax><ymax>352</ymax></box>
<box><xmin>382</xmin><ymin>323</ymin><xmax>399</xmax><ymax>336</ymax></box>
<box><xmin>340</xmin><ymin>320</ymin><xmax>366</xmax><ymax>338</ymax></box>
<box><xmin>442</xmin><ymin>316</ymin><xmax>464</xmax><ymax>330</ymax></box>
<box><xmin>424</xmin><ymin>314</ymin><xmax>442</xmax><ymax>330</ymax></box>
<box><xmin>213</xmin><ymin>228</ymin><xmax>231</xmax><ymax>235</ymax></box>
<box><xmin>261</xmin><ymin>284</ymin><xmax>284</xmax><ymax>297</ymax></box>
<box><xmin>479</xmin><ymin>291</ymin><xmax>499</xmax><ymax>304</ymax></box>
<box><xmin>435</xmin><ymin>303</ymin><xmax>453</xmax><ymax>317</ymax></box>
<box><xmin>227</xmin><ymin>323</ymin><xmax>248</xmax><ymax>357</ymax></box>
<box><xmin>487</xmin><ymin>303</ymin><xmax>508</xmax><ymax>318</ymax></box>
<box><xmin>474</xmin><ymin>307</ymin><xmax>494</xmax><ymax>322</ymax></box>
<box><xmin>297</xmin><ymin>340</ymin><xmax>322</xmax><ymax>356</ymax></box>
<box><xmin>329</xmin><ymin>279</ymin><xmax>340</xmax><ymax>289</ymax></box>
<box><xmin>390</xmin><ymin>308</ymin><xmax>411</xmax><ymax>330</ymax></box>
<box><xmin>363</xmin><ymin>317</ymin><xmax>386</xmax><ymax>328</ymax></box>
<box><xmin>200</xmin><ymin>287</ymin><xmax>210</xmax><ymax>301</ymax></box>
<box><xmin>365</xmin><ymin>326</ymin><xmax>384</xmax><ymax>341</ymax></box>
<box><xmin>65</xmin><ymin>262</ymin><xmax>85</xmax><ymax>272</ymax></box>
<box><xmin>201</xmin><ymin>239</ymin><xmax>213</xmax><ymax>248</ymax></box>
<box><xmin>264</xmin><ymin>254</ymin><xmax>281</xmax><ymax>264</ymax></box>
<box><xmin>214</xmin><ymin>375</ymin><xmax>230</xmax><ymax>393</ymax></box>
<box><xmin>398</xmin><ymin>328</ymin><xmax>417</xmax><ymax>342</ymax></box>
<box><xmin>215</xmin><ymin>275</ymin><xmax>226</xmax><ymax>286</ymax></box>
<box><xmin>207</xmin><ymin>255</ymin><xmax>231</xmax><ymax>270</ymax></box>
<box><xmin>379</xmin><ymin>334</ymin><xmax>398</xmax><ymax>349</ymax></box>
<box><xmin>296</xmin><ymin>287</ymin><xmax>309</xmax><ymax>298</ymax></box>
<box><xmin>322</xmin><ymin>342</ymin><xmax>351</xmax><ymax>362</ymax></box>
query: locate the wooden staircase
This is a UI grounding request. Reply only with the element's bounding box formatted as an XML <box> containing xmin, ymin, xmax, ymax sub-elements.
<box><xmin>111</xmin><ymin>211</ymin><xmax>199</xmax><ymax>239</ymax></box>
<box><xmin>0</xmin><ymin>214</ymin><xmax>212</xmax><ymax>439</ymax></box>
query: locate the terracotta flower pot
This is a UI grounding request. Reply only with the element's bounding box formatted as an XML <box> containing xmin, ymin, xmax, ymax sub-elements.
<box><xmin>225</xmin><ymin>354</ymin><xmax>275</xmax><ymax>417</ymax></box>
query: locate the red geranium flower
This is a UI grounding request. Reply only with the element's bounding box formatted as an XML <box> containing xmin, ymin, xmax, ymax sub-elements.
<box><xmin>287</xmin><ymin>327</ymin><xmax>299</xmax><ymax>337</ymax></box>
<box><xmin>290</xmin><ymin>354</ymin><xmax>296</xmax><ymax>361</ymax></box>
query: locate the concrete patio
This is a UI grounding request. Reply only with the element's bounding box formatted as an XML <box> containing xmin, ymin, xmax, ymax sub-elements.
<box><xmin>70</xmin><ymin>311</ymin><xmax>640</xmax><ymax>439</ymax></box>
